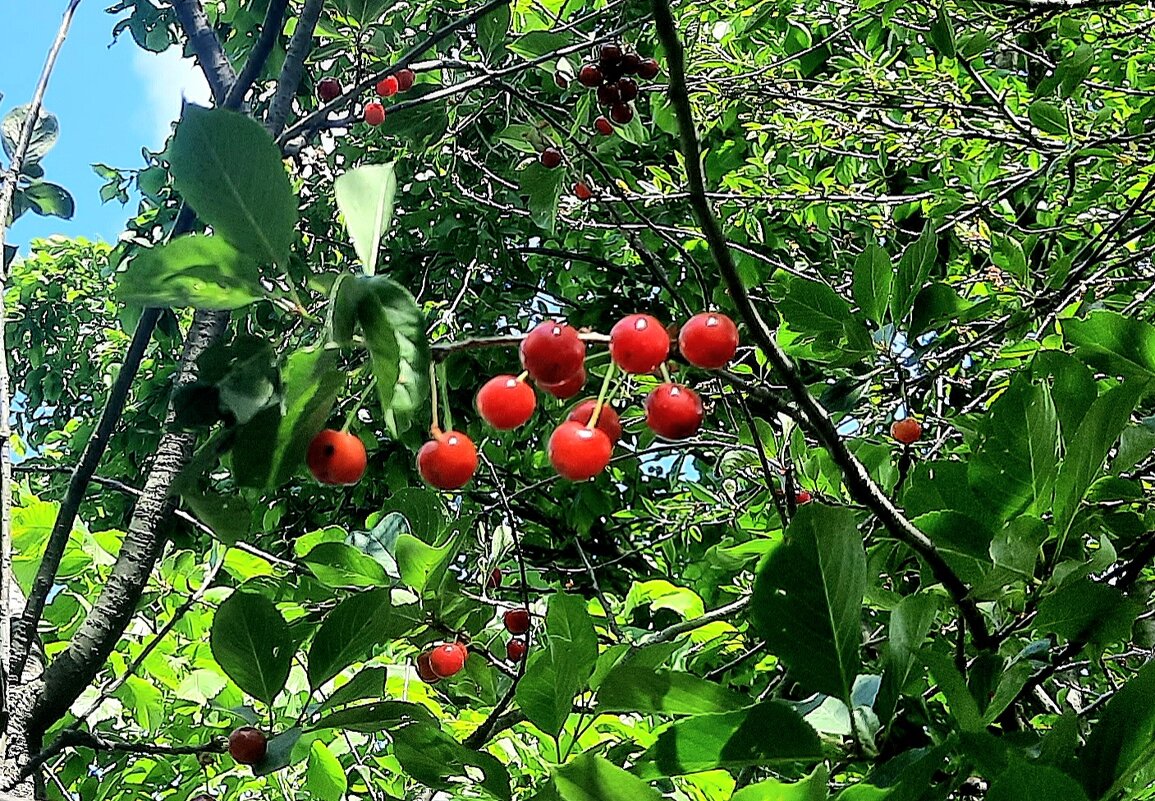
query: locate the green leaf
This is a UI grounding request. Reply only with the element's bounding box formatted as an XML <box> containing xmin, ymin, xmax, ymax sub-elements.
<box><xmin>169</xmin><ymin>105</ymin><xmax>297</xmax><ymax>265</ymax></box>
<box><xmin>302</xmin><ymin>542</ymin><xmax>391</xmax><ymax>588</ymax></box>
<box><xmin>835</xmin><ymin>745</ymin><xmax>950</xmax><ymax>800</ymax></box>
<box><xmin>889</xmin><ymin>225</ymin><xmax>937</xmax><ymax>323</ymax></box>
<box><xmin>393</xmin><ymin>723</ymin><xmax>512</xmax><ymax>800</ymax></box>
<box><xmin>1079</xmin><ymin>660</ymin><xmax>1155</xmax><ymax>798</ymax></box>
<box><xmin>252</xmin><ymin>727</ymin><xmax>303</xmax><ymax>776</ymax></box>
<box><xmin>117</xmin><ymin>235</ymin><xmax>264</xmax><ymax>310</ymax></box>
<box><xmin>22</xmin><ymin>181</ymin><xmax>74</xmax><ymax>219</ymax></box>
<box><xmin>852</xmin><ymin>244</ymin><xmax>893</xmax><ymax>324</ymax></box>
<box><xmin>396</xmin><ymin>533</ymin><xmax>458</xmax><ymax>594</ymax></box>
<box><xmin>733</xmin><ymin>765</ymin><xmax>830</xmax><ymax>800</ymax></box>
<box><xmin>555</xmin><ymin>753</ymin><xmax>660</xmax><ymax>801</ymax></box>
<box><xmin>1</xmin><ymin>104</ymin><xmax>59</xmax><ymax>165</ymax></box>
<box><xmin>306</xmin><ymin>741</ymin><xmax>347</xmax><ymax>801</ymax></box>
<box><xmin>270</xmin><ymin>347</ymin><xmax>347</xmax><ymax>488</ymax></box>
<box><xmin>210</xmin><ymin>591</ymin><xmax>294</xmax><ymax>704</ymax></box>
<box><xmin>1034</xmin><ymin>579</ymin><xmax>1140</xmax><ymax>647</ymax></box>
<box><xmin>876</xmin><ymin>593</ymin><xmax>939</xmax><ymax>724</ymax></box>
<box><xmin>181</xmin><ymin>490</ymin><xmax>250</xmax><ymax>544</ymax></box>
<box><xmin>633</xmin><ymin>702</ymin><xmax>823</xmax><ymax>778</ymax></box>
<box><xmin>477</xmin><ymin>3</ymin><xmax>511</xmax><ymax>61</ymax></box>
<box><xmin>780</xmin><ymin>277</ymin><xmax>855</xmax><ymax>337</ymax></box>
<box><xmin>520</xmin><ymin>161</ymin><xmax>564</xmax><ymax>233</ymax></box>
<box><xmin>1057</xmin><ymin>44</ymin><xmax>1094</xmax><ymax>98</ymax></box>
<box><xmin>928</xmin><ymin>5</ymin><xmax>955</xmax><ymax>58</ymax></box>
<box><xmin>335</xmin><ymin>162</ymin><xmax>396</xmax><ymax>276</ymax></box>
<box><xmin>751</xmin><ymin>505</ymin><xmax>866</xmax><ymax>704</ymax></box>
<box><xmin>988</xmin><ymin>760</ymin><xmax>1089</xmax><ymax>801</ymax></box>
<box><xmin>596</xmin><ymin>666</ymin><xmax>747</xmax><ymax>715</ymax></box>
<box><xmin>307</xmin><ymin>588</ymin><xmax>393</xmax><ymax>689</ymax></box>
<box><xmin>516</xmin><ymin>593</ymin><xmax>599</xmax><ymax>737</ymax></box>
<box><xmin>311</xmin><ymin>700</ymin><xmax>435</xmax><ymax>732</ymax></box>
<box><xmin>1028</xmin><ymin>100</ymin><xmax>1068</xmax><ymax>135</ymax></box>
<box><xmin>1065</xmin><ymin>311</ymin><xmax>1155</xmax><ymax>382</ymax></box>
<box><xmin>923</xmin><ymin>651</ymin><xmax>984</xmax><ymax>733</ymax></box>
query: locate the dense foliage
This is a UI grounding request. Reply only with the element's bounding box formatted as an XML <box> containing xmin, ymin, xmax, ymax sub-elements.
<box><xmin>3</xmin><ymin>0</ymin><xmax>1155</xmax><ymax>799</ymax></box>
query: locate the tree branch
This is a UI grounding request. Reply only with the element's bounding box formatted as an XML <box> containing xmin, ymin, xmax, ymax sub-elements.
<box><xmin>649</xmin><ymin>0</ymin><xmax>995</xmax><ymax>651</ymax></box>
<box><xmin>636</xmin><ymin>597</ymin><xmax>751</xmax><ymax>647</ymax></box>
<box><xmin>169</xmin><ymin>0</ymin><xmax>237</xmax><ymax>103</ymax></box>
<box><xmin>223</xmin><ymin>0</ymin><xmax>291</xmax><ymax>109</ymax></box>
<box><xmin>265</xmin><ymin>0</ymin><xmax>325</xmax><ymax>135</ymax></box>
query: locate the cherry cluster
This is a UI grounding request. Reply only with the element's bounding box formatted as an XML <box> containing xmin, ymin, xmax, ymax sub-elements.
<box><xmin>315</xmin><ymin>68</ymin><xmax>419</xmax><ymax>128</ymax></box>
<box><xmin>577</xmin><ymin>43</ymin><xmax>661</xmax><ymax>135</ymax></box>
<box><xmin>414</xmin><ymin>311</ymin><xmax>739</xmax><ymax>490</ymax></box>
<box><xmin>414</xmin><ymin>601</ymin><xmax>531</xmax><ymax>686</ymax></box>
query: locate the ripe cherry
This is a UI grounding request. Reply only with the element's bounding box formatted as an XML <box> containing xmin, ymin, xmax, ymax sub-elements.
<box><xmin>503</xmin><ymin>608</ymin><xmax>531</xmax><ymax>634</ymax></box>
<box><xmin>417</xmin><ymin>430</ymin><xmax>478</xmax><ymax>489</ymax></box>
<box><xmin>594</xmin><ymin>116</ymin><xmax>614</xmax><ymax>136</ymax></box>
<box><xmin>578</xmin><ymin>64</ymin><xmax>603</xmax><ymax>87</ymax></box>
<box><xmin>678</xmin><ymin>312</ymin><xmax>739</xmax><ymax>369</ymax></box>
<box><xmin>645</xmin><ymin>384</ymin><xmax>704</xmax><ymax>440</ymax></box>
<box><xmin>476</xmin><ymin>375</ymin><xmax>536</xmax><ymax>430</ymax></box>
<box><xmin>306</xmin><ymin>429</ymin><xmax>368</xmax><ymax>485</ymax></box>
<box><xmin>617</xmin><ymin>78</ymin><xmax>639</xmax><ymax>102</ymax></box>
<box><xmin>539</xmin><ymin>365</ymin><xmax>586</xmax><ymax>400</ymax></box>
<box><xmin>540</xmin><ymin>147</ymin><xmax>563</xmax><ymax>169</ymax></box>
<box><xmin>416</xmin><ymin>651</ymin><xmax>441</xmax><ymax>684</ymax></box>
<box><xmin>317</xmin><ymin>77</ymin><xmax>342</xmax><ymax>102</ymax></box>
<box><xmin>228</xmin><ymin>727</ymin><xmax>267</xmax><ymax>765</ymax></box>
<box><xmin>600</xmin><ymin>43</ymin><xmax>623</xmax><ymax>63</ymax></box>
<box><xmin>429</xmin><ymin>643</ymin><xmax>468</xmax><ymax>678</ymax></box>
<box><xmin>549</xmin><ymin>421</ymin><xmax>613</xmax><ymax>481</ymax></box>
<box><xmin>597</xmin><ymin>83</ymin><xmax>621</xmax><ymax>106</ymax></box>
<box><xmin>638</xmin><ymin>58</ymin><xmax>661</xmax><ymax>80</ymax></box>
<box><xmin>396</xmin><ymin>68</ymin><xmax>416</xmax><ymax>91</ymax></box>
<box><xmin>795</xmin><ymin>490</ymin><xmax>812</xmax><ymax>505</ymax></box>
<box><xmin>621</xmin><ymin>52</ymin><xmax>641</xmax><ymax>74</ymax></box>
<box><xmin>364</xmin><ymin>102</ymin><xmax>386</xmax><ymax>126</ymax></box>
<box><xmin>891</xmin><ymin>417</ymin><xmax>922</xmax><ymax>445</ymax></box>
<box><xmin>610</xmin><ymin>102</ymin><xmax>634</xmax><ymax>124</ymax></box>
<box><xmin>487</xmin><ymin>567</ymin><xmax>503</xmax><ymax>589</ymax></box>
<box><xmin>567</xmin><ymin>399</ymin><xmax>622</xmax><ymax>445</ymax></box>
<box><xmin>555</xmin><ymin>71</ymin><xmax>570</xmax><ymax>89</ymax></box>
<box><xmin>507</xmin><ymin>638</ymin><xmax>528</xmax><ymax>662</ymax></box>
<box><xmin>610</xmin><ymin>314</ymin><xmax>670</xmax><ymax>374</ymax></box>
<box><xmin>519</xmin><ymin>321</ymin><xmax>586</xmax><ymax>384</ymax></box>
<box><xmin>376</xmin><ymin>75</ymin><xmax>399</xmax><ymax>97</ymax></box>
<box><xmin>575</xmin><ymin>181</ymin><xmax>594</xmax><ymax>201</ymax></box>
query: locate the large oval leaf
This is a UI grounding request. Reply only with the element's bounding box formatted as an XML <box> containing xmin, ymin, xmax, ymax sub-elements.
<box><xmin>209</xmin><ymin>590</ymin><xmax>294</xmax><ymax>704</ymax></box>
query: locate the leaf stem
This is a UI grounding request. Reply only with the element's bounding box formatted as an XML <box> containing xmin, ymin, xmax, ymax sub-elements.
<box><xmin>342</xmin><ymin>377</ymin><xmax>378</xmax><ymax>433</ymax></box>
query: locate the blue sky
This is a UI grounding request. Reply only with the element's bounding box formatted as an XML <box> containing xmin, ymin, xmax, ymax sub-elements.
<box><xmin>1</xmin><ymin>1</ymin><xmax>209</xmax><ymax>253</ymax></box>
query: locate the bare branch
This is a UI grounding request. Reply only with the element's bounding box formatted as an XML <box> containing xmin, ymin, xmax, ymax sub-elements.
<box><xmin>266</xmin><ymin>0</ymin><xmax>326</xmax><ymax>135</ymax></box>
<box><xmin>224</xmin><ymin>0</ymin><xmax>291</xmax><ymax>109</ymax></box>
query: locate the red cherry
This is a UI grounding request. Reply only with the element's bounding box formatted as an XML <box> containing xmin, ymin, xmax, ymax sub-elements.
<box><xmin>395</xmin><ymin>68</ymin><xmax>416</xmax><ymax>91</ymax></box>
<box><xmin>567</xmin><ymin>399</ymin><xmax>622</xmax><ymax>445</ymax></box>
<box><xmin>597</xmin><ymin>83</ymin><xmax>621</xmax><ymax>106</ymax></box>
<box><xmin>364</xmin><ymin>102</ymin><xmax>386</xmax><ymax>126</ymax></box>
<box><xmin>891</xmin><ymin>418</ymin><xmax>922</xmax><ymax>445</ymax></box>
<box><xmin>610</xmin><ymin>102</ymin><xmax>633</xmax><ymax>124</ymax></box>
<box><xmin>507</xmin><ymin>638</ymin><xmax>528</xmax><ymax>662</ymax></box>
<box><xmin>617</xmin><ymin>78</ymin><xmax>638</xmax><ymax>102</ymax></box>
<box><xmin>417</xmin><ymin>431</ymin><xmax>478</xmax><ymax>489</ymax></box>
<box><xmin>376</xmin><ymin>75</ymin><xmax>399</xmax><ymax>97</ymax></box>
<box><xmin>318</xmin><ymin>77</ymin><xmax>342</xmax><ymax>103</ymax></box>
<box><xmin>678</xmin><ymin>312</ymin><xmax>739</xmax><ymax>369</ymax></box>
<box><xmin>621</xmin><ymin>53</ymin><xmax>641</xmax><ymax>74</ymax></box>
<box><xmin>416</xmin><ymin>651</ymin><xmax>441</xmax><ymax>684</ymax></box>
<box><xmin>476</xmin><ymin>375</ymin><xmax>536</xmax><ymax>430</ymax></box>
<box><xmin>503</xmin><ymin>608</ymin><xmax>531</xmax><ymax>634</ymax></box>
<box><xmin>306</xmin><ymin>429</ymin><xmax>368</xmax><ymax>485</ymax></box>
<box><xmin>540</xmin><ymin>147</ymin><xmax>563</xmax><ymax>168</ymax></box>
<box><xmin>548</xmin><ymin>421</ymin><xmax>613</xmax><ymax>481</ymax></box>
<box><xmin>645</xmin><ymin>384</ymin><xmax>704</xmax><ymax>440</ymax></box>
<box><xmin>638</xmin><ymin>58</ymin><xmax>660</xmax><ymax>80</ymax></box>
<box><xmin>228</xmin><ymin>727</ymin><xmax>267</xmax><ymax>765</ymax></box>
<box><xmin>594</xmin><ymin>116</ymin><xmax>614</xmax><ymax>136</ymax></box>
<box><xmin>575</xmin><ymin>181</ymin><xmax>594</xmax><ymax>201</ymax></box>
<box><xmin>429</xmin><ymin>643</ymin><xmax>468</xmax><ymax>678</ymax></box>
<box><xmin>487</xmin><ymin>567</ymin><xmax>503</xmax><ymax>589</ymax></box>
<box><xmin>555</xmin><ymin>71</ymin><xmax>570</xmax><ymax>89</ymax></box>
<box><xmin>610</xmin><ymin>314</ymin><xmax>670</xmax><ymax>374</ymax></box>
<box><xmin>795</xmin><ymin>490</ymin><xmax>812</xmax><ymax>505</ymax></box>
<box><xmin>519</xmin><ymin>321</ymin><xmax>586</xmax><ymax>384</ymax></box>
<box><xmin>600</xmin><ymin>44</ymin><xmax>623</xmax><ymax>63</ymax></box>
<box><xmin>538</xmin><ymin>366</ymin><xmax>586</xmax><ymax>400</ymax></box>
<box><xmin>578</xmin><ymin>64</ymin><xmax>603</xmax><ymax>87</ymax></box>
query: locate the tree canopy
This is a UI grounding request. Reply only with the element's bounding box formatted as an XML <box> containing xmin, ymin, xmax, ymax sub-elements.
<box><xmin>2</xmin><ymin>0</ymin><xmax>1155</xmax><ymax>799</ymax></box>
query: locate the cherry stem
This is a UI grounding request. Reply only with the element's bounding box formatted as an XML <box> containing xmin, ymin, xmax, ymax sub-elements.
<box><xmin>516</xmin><ymin>369</ymin><xmax>530</xmax><ymax>382</ymax></box>
<box><xmin>587</xmin><ymin>362</ymin><xmax>617</xmax><ymax>429</ymax></box>
<box><xmin>429</xmin><ymin>362</ymin><xmax>441</xmax><ymax>435</ymax></box>
<box><xmin>438</xmin><ymin>361</ymin><xmax>455</xmax><ymax>433</ymax></box>
<box><xmin>341</xmin><ymin>376</ymin><xmax>378</xmax><ymax>433</ymax></box>
<box><xmin>659</xmin><ymin>362</ymin><xmax>673</xmax><ymax>383</ymax></box>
